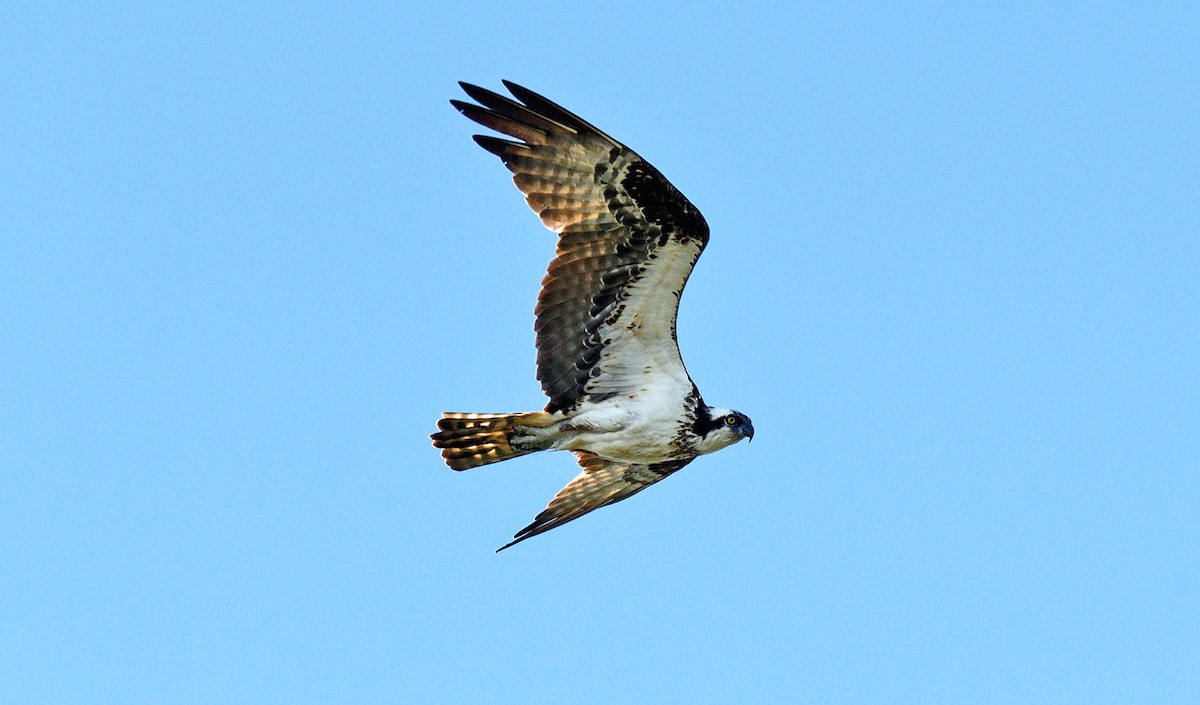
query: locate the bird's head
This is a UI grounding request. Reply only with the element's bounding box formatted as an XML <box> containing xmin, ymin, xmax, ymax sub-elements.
<box><xmin>695</xmin><ymin>406</ymin><xmax>755</xmax><ymax>454</ymax></box>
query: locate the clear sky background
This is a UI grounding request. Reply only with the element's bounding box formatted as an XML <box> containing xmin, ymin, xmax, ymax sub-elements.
<box><xmin>3</xmin><ymin>2</ymin><xmax>1198</xmax><ymax>703</ymax></box>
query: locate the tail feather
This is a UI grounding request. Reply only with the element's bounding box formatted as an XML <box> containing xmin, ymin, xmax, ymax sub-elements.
<box><xmin>431</xmin><ymin>412</ymin><xmax>555</xmax><ymax>470</ymax></box>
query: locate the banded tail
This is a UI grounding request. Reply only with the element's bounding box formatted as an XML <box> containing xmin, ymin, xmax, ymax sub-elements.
<box><xmin>431</xmin><ymin>412</ymin><xmax>555</xmax><ymax>470</ymax></box>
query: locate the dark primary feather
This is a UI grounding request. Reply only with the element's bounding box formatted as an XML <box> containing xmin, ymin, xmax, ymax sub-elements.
<box><xmin>497</xmin><ymin>452</ymin><xmax>693</xmax><ymax>551</ymax></box>
<box><xmin>452</xmin><ymin>82</ymin><xmax>710</xmax><ymax>414</ymax></box>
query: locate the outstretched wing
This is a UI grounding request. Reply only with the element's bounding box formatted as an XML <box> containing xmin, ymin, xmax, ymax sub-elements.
<box><xmin>452</xmin><ymin>81</ymin><xmax>710</xmax><ymax>414</ymax></box>
<box><xmin>497</xmin><ymin>451</ymin><xmax>692</xmax><ymax>551</ymax></box>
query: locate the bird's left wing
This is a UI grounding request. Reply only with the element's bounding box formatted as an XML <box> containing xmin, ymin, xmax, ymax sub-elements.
<box><xmin>498</xmin><ymin>451</ymin><xmax>692</xmax><ymax>551</ymax></box>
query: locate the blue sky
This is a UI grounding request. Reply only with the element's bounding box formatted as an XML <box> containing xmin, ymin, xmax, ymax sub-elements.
<box><xmin>3</xmin><ymin>2</ymin><xmax>1197</xmax><ymax>703</ymax></box>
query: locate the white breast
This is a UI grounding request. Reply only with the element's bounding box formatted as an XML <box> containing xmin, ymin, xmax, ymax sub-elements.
<box><xmin>555</xmin><ymin>383</ymin><xmax>693</xmax><ymax>464</ymax></box>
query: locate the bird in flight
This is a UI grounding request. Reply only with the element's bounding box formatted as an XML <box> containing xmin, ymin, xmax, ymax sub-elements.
<box><xmin>433</xmin><ymin>81</ymin><xmax>754</xmax><ymax>551</ymax></box>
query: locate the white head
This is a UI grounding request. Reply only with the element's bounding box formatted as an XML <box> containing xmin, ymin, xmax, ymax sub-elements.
<box><xmin>694</xmin><ymin>406</ymin><xmax>754</xmax><ymax>455</ymax></box>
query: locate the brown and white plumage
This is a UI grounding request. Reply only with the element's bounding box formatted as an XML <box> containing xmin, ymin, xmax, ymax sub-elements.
<box><xmin>499</xmin><ymin>452</ymin><xmax>694</xmax><ymax>551</ymax></box>
<box><xmin>433</xmin><ymin>81</ymin><xmax>753</xmax><ymax>551</ymax></box>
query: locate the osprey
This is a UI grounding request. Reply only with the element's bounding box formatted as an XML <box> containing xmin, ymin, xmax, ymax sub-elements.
<box><xmin>433</xmin><ymin>81</ymin><xmax>754</xmax><ymax>551</ymax></box>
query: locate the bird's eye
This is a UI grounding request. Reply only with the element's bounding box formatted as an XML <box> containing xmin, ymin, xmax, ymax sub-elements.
<box><xmin>725</xmin><ymin>415</ymin><xmax>737</xmax><ymax>426</ymax></box>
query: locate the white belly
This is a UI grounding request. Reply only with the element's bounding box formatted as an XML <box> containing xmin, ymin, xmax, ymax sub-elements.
<box><xmin>552</xmin><ymin>390</ymin><xmax>692</xmax><ymax>464</ymax></box>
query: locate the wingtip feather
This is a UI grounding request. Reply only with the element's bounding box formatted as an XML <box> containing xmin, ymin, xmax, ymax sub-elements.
<box><xmin>472</xmin><ymin>134</ymin><xmax>530</xmax><ymax>157</ymax></box>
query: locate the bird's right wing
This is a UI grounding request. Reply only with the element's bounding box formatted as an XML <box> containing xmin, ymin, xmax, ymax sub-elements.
<box><xmin>452</xmin><ymin>81</ymin><xmax>710</xmax><ymax>414</ymax></box>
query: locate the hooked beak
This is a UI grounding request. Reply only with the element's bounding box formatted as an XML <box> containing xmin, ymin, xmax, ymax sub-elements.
<box><xmin>742</xmin><ymin>421</ymin><xmax>755</xmax><ymax>442</ymax></box>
